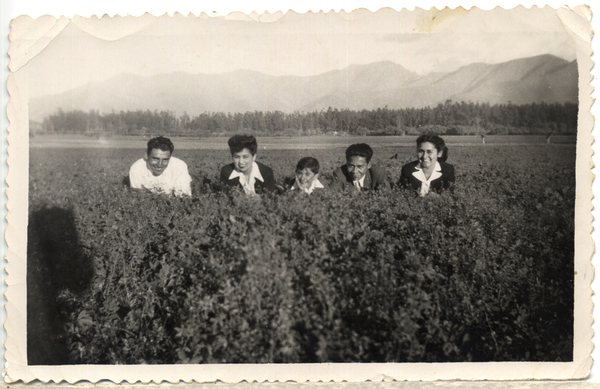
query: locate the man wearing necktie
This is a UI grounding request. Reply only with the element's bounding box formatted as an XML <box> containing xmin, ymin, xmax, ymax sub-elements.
<box><xmin>331</xmin><ymin>143</ymin><xmax>389</xmax><ymax>192</ymax></box>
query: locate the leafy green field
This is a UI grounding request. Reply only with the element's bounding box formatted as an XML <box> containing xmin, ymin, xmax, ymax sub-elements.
<box><xmin>27</xmin><ymin>143</ymin><xmax>575</xmax><ymax>364</ymax></box>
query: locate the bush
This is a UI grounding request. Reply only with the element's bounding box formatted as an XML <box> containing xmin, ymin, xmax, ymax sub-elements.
<box><xmin>355</xmin><ymin>126</ymin><xmax>370</xmax><ymax>136</ymax></box>
<box><xmin>28</xmin><ymin>145</ymin><xmax>575</xmax><ymax>364</ymax></box>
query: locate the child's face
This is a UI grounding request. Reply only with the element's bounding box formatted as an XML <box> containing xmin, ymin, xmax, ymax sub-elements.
<box><xmin>295</xmin><ymin>168</ymin><xmax>318</xmax><ymax>188</ymax></box>
<box><xmin>346</xmin><ymin>156</ymin><xmax>371</xmax><ymax>181</ymax></box>
<box><xmin>232</xmin><ymin>148</ymin><xmax>256</xmax><ymax>174</ymax></box>
<box><xmin>417</xmin><ymin>142</ymin><xmax>442</xmax><ymax>169</ymax></box>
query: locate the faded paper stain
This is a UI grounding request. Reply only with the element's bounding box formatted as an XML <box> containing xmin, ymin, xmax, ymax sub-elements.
<box><xmin>8</xmin><ymin>15</ymin><xmax>69</xmax><ymax>72</ymax></box>
<box><xmin>414</xmin><ymin>6</ymin><xmax>469</xmax><ymax>33</ymax></box>
<box><xmin>557</xmin><ymin>6</ymin><xmax>594</xmax><ymax>44</ymax></box>
<box><xmin>70</xmin><ymin>13</ymin><xmax>156</xmax><ymax>42</ymax></box>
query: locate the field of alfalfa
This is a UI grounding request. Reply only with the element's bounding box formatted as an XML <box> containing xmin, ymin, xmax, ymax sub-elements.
<box><xmin>27</xmin><ymin>139</ymin><xmax>575</xmax><ymax>365</ymax></box>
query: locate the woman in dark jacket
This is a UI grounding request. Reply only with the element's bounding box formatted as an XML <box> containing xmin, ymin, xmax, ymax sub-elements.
<box><xmin>399</xmin><ymin>134</ymin><xmax>455</xmax><ymax>196</ymax></box>
<box><xmin>219</xmin><ymin>134</ymin><xmax>277</xmax><ymax>194</ymax></box>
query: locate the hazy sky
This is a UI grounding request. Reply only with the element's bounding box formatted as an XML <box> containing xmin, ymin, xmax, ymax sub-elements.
<box><xmin>10</xmin><ymin>6</ymin><xmax>578</xmax><ymax>98</ymax></box>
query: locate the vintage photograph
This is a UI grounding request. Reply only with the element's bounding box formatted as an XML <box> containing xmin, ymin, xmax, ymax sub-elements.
<box><xmin>4</xmin><ymin>4</ymin><xmax>594</xmax><ymax>383</ymax></box>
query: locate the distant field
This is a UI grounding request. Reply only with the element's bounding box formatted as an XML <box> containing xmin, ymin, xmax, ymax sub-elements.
<box><xmin>29</xmin><ymin>134</ymin><xmax>577</xmax><ymax>150</ymax></box>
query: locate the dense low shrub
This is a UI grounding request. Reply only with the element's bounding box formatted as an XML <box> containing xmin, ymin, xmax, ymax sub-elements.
<box><xmin>28</xmin><ymin>144</ymin><xmax>574</xmax><ymax>364</ymax></box>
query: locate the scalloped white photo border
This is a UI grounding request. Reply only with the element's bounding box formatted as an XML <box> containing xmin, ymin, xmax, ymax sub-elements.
<box><xmin>3</xmin><ymin>3</ymin><xmax>595</xmax><ymax>384</ymax></box>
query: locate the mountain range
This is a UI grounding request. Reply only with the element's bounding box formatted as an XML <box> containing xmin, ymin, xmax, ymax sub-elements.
<box><xmin>29</xmin><ymin>54</ymin><xmax>577</xmax><ymax>121</ymax></box>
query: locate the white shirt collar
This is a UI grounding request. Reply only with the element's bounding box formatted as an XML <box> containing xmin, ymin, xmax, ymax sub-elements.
<box><xmin>228</xmin><ymin>162</ymin><xmax>264</xmax><ymax>194</ymax></box>
<box><xmin>228</xmin><ymin>161</ymin><xmax>264</xmax><ymax>182</ymax></box>
<box><xmin>292</xmin><ymin>178</ymin><xmax>325</xmax><ymax>194</ymax></box>
<box><xmin>353</xmin><ymin>174</ymin><xmax>366</xmax><ymax>188</ymax></box>
<box><xmin>412</xmin><ymin>162</ymin><xmax>443</xmax><ymax>196</ymax></box>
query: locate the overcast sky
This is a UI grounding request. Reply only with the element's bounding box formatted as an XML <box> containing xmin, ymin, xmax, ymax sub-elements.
<box><xmin>10</xmin><ymin>6</ymin><xmax>578</xmax><ymax>98</ymax></box>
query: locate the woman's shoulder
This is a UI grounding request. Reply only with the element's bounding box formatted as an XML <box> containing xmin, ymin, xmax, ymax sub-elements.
<box><xmin>439</xmin><ymin>161</ymin><xmax>455</xmax><ymax>171</ymax></box>
<box><xmin>220</xmin><ymin>163</ymin><xmax>234</xmax><ymax>174</ymax></box>
<box><xmin>256</xmin><ymin>161</ymin><xmax>275</xmax><ymax>175</ymax></box>
<box><xmin>438</xmin><ymin>161</ymin><xmax>455</xmax><ymax>185</ymax></box>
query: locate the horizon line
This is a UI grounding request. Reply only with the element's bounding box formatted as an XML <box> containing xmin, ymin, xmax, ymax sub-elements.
<box><xmin>106</xmin><ymin>53</ymin><xmax>574</xmax><ymax>80</ymax></box>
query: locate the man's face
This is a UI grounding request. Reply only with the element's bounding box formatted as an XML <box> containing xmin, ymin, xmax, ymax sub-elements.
<box><xmin>346</xmin><ymin>156</ymin><xmax>371</xmax><ymax>181</ymax></box>
<box><xmin>146</xmin><ymin>148</ymin><xmax>171</xmax><ymax>176</ymax></box>
<box><xmin>232</xmin><ymin>148</ymin><xmax>256</xmax><ymax>174</ymax></box>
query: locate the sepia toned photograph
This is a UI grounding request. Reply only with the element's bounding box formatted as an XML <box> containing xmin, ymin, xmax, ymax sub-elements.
<box><xmin>4</xmin><ymin>3</ymin><xmax>594</xmax><ymax>383</ymax></box>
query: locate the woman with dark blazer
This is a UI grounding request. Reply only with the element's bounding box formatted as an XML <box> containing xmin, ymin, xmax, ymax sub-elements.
<box><xmin>399</xmin><ymin>134</ymin><xmax>455</xmax><ymax>196</ymax></box>
<box><xmin>219</xmin><ymin>134</ymin><xmax>277</xmax><ymax>194</ymax></box>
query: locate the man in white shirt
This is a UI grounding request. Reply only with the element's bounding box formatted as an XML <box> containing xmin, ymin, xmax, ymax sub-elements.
<box><xmin>129</xmin><ymin>136</ymin><xmax>192</xmax><ymax>197</ymax></box>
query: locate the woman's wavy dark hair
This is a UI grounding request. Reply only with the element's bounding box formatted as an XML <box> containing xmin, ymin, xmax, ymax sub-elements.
<box><xmin>228</xmin><ymin>134</ymin><xmax>258</xmax><ymax>156</ymax></box>
<box><xmin>416</xmin><ymin>134</ymin><xmax>448</xmax><ymax>162</ymax></box>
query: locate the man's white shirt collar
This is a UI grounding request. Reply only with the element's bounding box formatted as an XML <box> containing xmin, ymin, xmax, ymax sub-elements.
<box><xmin>353</xmin><ymin>174</ymin><xmax>366</xmax><ymax>189</ymax></box>
<box><xmin>412</xmin><ymin>161</ymin><xmax>442</xmax><ymax>196</ymax></box>
<box><xmin>228</xmin><ymin>162</ymin><xmax>264</xmax><ymax>194</ymax></box>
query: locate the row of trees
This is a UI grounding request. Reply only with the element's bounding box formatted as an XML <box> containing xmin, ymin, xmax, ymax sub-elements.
<box><xmin>34</xmin><ymin>101</ymin><xmax>578</xmax><ymax>137</ymax></box>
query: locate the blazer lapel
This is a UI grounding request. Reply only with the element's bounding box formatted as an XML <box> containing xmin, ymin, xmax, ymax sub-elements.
<box><xmin>411</xmin><ymin>165</ymin><xmax>426</xmax><ymax>183</ymax></box>
<box><xmin>412</xmin><ymin>162</ymin><xmax>442</xmax><ymax>184</ymax></box>
<box><xmin>363</xmin><ymin>170</ymin><xmax>372</xmax><ymax>190</ymax></box>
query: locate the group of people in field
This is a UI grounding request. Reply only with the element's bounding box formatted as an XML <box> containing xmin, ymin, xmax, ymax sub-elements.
<box><xmin>128</xmin><ymin>134</ymin><xmax>455</xmax><ymax>198</ymax></box>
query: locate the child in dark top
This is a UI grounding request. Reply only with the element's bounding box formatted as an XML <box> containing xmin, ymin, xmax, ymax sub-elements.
<box><xmin>330</xmin><ymin>143</ymin><xmax>389</xmax><ymax>191</ymax></box>
<box><xmin>219</xmin><ymin>135</ymin><xmax>276</xmax><ymax>194</ymax></box>
<box><xmin>279</xmin><ymin>157</ymin><xmax>328</xmax><ymax>194</ymax></box>
<box><xmin>399</xmin><ymin>134</ymin><xmax>455</xmax><ymax>196</ymax></box>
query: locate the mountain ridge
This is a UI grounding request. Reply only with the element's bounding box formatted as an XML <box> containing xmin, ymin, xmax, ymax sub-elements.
<box><xmin>30</xmin><ymin>54</ymin><xmax>577</xmax><ymax>121</ymax></box>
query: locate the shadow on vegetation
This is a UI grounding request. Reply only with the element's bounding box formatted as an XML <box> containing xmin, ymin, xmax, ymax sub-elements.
<box><xmin>27</xmin><ymin>207</ymin><xmax>94</xmax><ymax>365</ymax></box>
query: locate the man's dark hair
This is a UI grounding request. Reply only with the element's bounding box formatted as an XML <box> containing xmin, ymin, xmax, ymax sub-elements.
<box><xmin>345</xmin><ymin>143</ymin><xmax>373</xmax><ymax>163</ymax></box>
<box><xmin>416</xmin><ymin>134</ymin><xmax>449</xmax><ymax>162</ymax></box>
<box><xmin>147</xmin><ymin>136</ymin><xmax>174</xmax><ymax>155</ymax></box>
<box><xmin>228</xmin><ymin>134</ymin><xmax>258</xmax><ymax>156</ymax></box>
<box><xmin>296</xmin><ymin>157</ymin><xmax>320</xmax><ymax>174</ymax></box>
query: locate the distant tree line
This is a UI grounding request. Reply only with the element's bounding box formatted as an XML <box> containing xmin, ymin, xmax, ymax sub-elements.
<box><xmin>34</xmin><ymin>100</ymin><xmax>577</xmax><ymax>137</ymax></box>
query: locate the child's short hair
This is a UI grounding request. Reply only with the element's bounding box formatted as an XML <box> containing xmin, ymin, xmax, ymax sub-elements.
<box><xmin>147</xmin><ymin>136</ymin><xmax>174</xmax><ymax>155</ymax></box>
<box><xmin>345</xmin><ymin>143</ymin><xmax>373</xmax><ymax>163</ymax></box>
<box><xmin>296</xmin><ymin>157</ymin><xmax>320</xmax><ymax>174</ymax></box>
<box><xmin>228</xmin><ymin>134</ymin><xmax>258</xmax><ymax>155</ymax></box>
<box><xmin>416</xmin><ymin>134</ymin><xmax>449</xmax><ymax>162</ymax></box>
